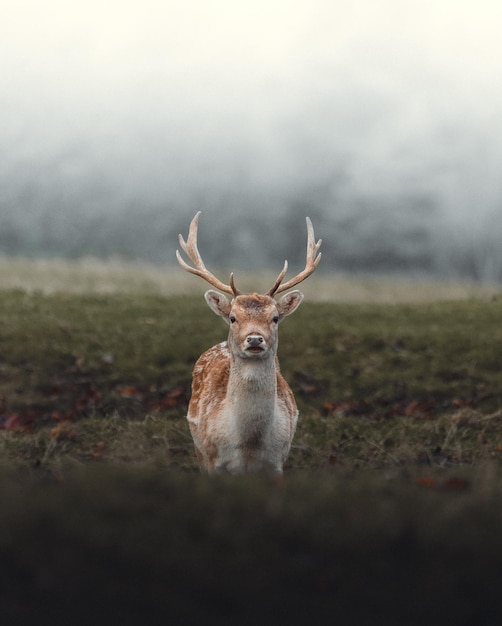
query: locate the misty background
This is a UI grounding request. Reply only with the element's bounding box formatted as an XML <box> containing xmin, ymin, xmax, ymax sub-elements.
<box><xmin>1</xmin><ymin>0</ymin><xmax>502</xmax><ymax>281</ymax></box>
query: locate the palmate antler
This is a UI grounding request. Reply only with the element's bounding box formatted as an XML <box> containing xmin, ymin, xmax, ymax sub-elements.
<box><xmin>266</xmin><ymin>217</ymin><xmax>322</xmax><ymax>296</ymax></box>
<box><xmin>176</xmin><ymin>212</ymin><xmax>322</xmax><ymax>297</ymax></box>
<box><xmin>176</xmin><ymin>211</ymin><xmax>241</xmax><ymax>296</ymax></box>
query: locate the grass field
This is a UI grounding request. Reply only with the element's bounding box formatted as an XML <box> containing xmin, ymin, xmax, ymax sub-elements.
<box><xmin>0</xmin><ymin>259</ymin><xmax>501</xmax><ymax>624</ymax></box>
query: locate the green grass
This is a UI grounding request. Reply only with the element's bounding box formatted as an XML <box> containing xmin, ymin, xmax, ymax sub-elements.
<box><xmin>1</xmin><ymin>286</ymin><xmax>502</xmax><ymax>623</ymax></box>
<box><xmin>1</xmin><ymin>290</ymin><xmax>501</xmax><ymax>472</ymax></box>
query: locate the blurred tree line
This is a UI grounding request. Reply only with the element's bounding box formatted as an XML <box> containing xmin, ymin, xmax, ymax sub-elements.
<box><xmin>1</xmin><ymin>159</ymin><xmax>501</xmax><ymax>283</ymax></box>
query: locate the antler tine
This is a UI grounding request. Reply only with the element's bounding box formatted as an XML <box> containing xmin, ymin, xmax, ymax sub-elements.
<box><xmin>176</xmin><ymin>212</ymin><xmax>241</xmax><ymax>296</ymax></box>
<box><xmin>267</xmin><ymin>217</ymin><xmax>322</xmax><ymax>297</ymax></box>
<box><xmin>266</xmin><ymin>260</ymin><xmax>288</xmax><ymax>298</ymax></box>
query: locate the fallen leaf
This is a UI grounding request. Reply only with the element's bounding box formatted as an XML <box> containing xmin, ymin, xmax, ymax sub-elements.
<box><xmin>0</xmin><ymin>410</ymin><xmax>40</xmax><ymax>432</ymax></box>
<box><xmin>322</xmin><ymin>400</ymin><xmax>359</xmax><ymax>417</ymax></box>
<box><xmin>443</xmin><ymin>477</ymin><xmax>469</xmax><ymax>491</ymax></box>
<box><xmin>117</xmin><ymin>385</ymin><xmax>144</xmax><ymax>400</ymax></box>
<box><xmin>92</xmin><ymin>441</ymin><xmax>106</xmax><ymax>459</ymax></box>
<box><xmin>416</xmin><ymin>477</ymin><xmax>436</xmax><ymax>488</ymax></box>
<box><xmin>50</xmin><ymin>422</ymin><xmax>77</xmax><ymax>441</ymax></box>
<box><xmin>149</xmin><ymin>386</ymin><xmax>187</xmax><ymax>410</ymax></box>
<box><xmin>298</xmin><ymin>382</ymin><xmax>322</xmax><ymax>395</ymax></box>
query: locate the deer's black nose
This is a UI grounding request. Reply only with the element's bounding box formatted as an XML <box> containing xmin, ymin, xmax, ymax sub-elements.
<box><xmin>246</xmin><ymin>335</ymin><xmax>264</xmax><ymax>347</ymax></box>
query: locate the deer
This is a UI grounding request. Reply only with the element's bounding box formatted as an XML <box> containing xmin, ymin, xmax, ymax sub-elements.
<box><xmin>176</xmin><ymin>212</ymin><xmax>321</xmax><ymax>474</ymax></box>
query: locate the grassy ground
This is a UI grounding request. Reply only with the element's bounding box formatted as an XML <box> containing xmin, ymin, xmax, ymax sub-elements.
<box><xmin>0</xmin><ymin>265</ymin><xmax>501</xmax><ymax>624</ymax></box>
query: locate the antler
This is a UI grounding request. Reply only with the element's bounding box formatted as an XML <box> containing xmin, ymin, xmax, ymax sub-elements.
<box><xmin>267</xmin><ymin>217</ymin><xmax>322</xmax><ymax>297</ymax></box>
<box><xmin>176</xmin><ymin>212</ymin><xmax>241</xmax><ymax>296</ymax></box>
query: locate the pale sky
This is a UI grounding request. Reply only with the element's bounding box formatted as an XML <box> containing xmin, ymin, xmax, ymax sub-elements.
<box><xmin>2</xmin><ymin>0</ymin><xmax>502</xmax><ymax>220</ymax></box>
<box><xmin>3</xmin><ymin>1</ymin><xmax>502</xmax><ymax>93</ymax></box>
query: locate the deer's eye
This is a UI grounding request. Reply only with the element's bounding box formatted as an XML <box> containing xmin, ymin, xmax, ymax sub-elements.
<box><xmin>229</xmin><ymin>315</ymin><xmax>236</xmax><ymax>324</ymax></box>
<box><xmin>273</xmin><ymin>315</ymin><xmax>279</xmax><ymax>324</ymax></box>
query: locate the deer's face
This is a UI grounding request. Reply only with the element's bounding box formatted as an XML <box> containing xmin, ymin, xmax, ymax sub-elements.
<box><xmin>205</xmin><ymin>291</ymin><xmax>304</xmax><ymax>359</ymax></box>
<box><xmin>227</xmin><ymin>295</ymin><xmax>281</xmax><ymax>359</ymax></box>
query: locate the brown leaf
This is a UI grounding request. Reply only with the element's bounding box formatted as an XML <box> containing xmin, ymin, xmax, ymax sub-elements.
<box><xmin>451</xmin><ymin>398</ymin><xmax>474</xmax><ymax>408</ymax></box>
<box><xmin>322</xmin><ymin>400</ymin><xmax>358</xmax><ymax>417</ymax></box>
<box><xmin>117</xmin><ymin>385</ymin><xmax>144</xmax><ymax>400</ymax></box>
<box><xmin>149</xmin><ymin>386</ymin><xmax>187</xmax><ymax>411</ymax></box>
<box><xmin>443</xmin><ymin>477</ymin><xmax>469</xmax><ymax>491</ymax></box>
<box><xmin>92</xmin><ymin>441</ymin><xmax>106</xmax><ymax>459</ymax></box>
<box><xmin>1</xmin><ymin>410</ymin><xmax>40</xmax><ymax>432</ymax></box>
<box><xmin>50</xmin><ymin>423</ymin><xmax>77</xmax><ymax>441</ymax></box>
<box><xmin>298</xmin><ymin>382</ymin><xmax>322</xmax><ymax>395</ymax></box>
<box><xmin>416</xmin><ymin>477</ymin><xmax>436</xmax><ymax>488</ymax></box>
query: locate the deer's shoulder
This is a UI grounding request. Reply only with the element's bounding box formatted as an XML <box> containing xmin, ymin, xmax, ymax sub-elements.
<box><xmin>188</xmin><ymin>342</ymin><xmax>230</xmax><ymax>421</ymax></box>
<box><xmin>191</xmin><ymin>341</ymin><xmax>230</xmax><ymax>393</ymax></box>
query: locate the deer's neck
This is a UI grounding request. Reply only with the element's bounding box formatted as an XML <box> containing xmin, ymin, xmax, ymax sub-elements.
<box><xmin>226</xmin><ymin>354</ymin><xmax>278</xmax><ymax>435</ymax></box>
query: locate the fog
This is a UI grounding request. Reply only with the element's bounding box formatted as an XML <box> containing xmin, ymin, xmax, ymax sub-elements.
<box><xmin>1</xmin><ymin>0</ymin><xmax>502</xmax><ymax>281</ymax></box>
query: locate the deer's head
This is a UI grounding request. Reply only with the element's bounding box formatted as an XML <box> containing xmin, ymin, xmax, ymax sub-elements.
<box><xmin>176</xmin><ymin>212</ymin><xmax>322</xmax><ymax>359</ymax></box>
<box><xmin>204</xmin><ymin>291</ymin><xmax>303</xmax><ymax>359</ymax></box>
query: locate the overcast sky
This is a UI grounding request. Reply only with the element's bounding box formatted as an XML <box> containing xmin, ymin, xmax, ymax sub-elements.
<box><xmin>2</xmin><ymin>0</ymin><xmax>502</xmax><ymax>222</ymax></box>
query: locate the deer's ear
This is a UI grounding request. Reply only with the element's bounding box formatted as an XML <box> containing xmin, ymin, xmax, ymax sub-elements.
<box><xmin>205</xmin><ymin>290</ymin><xmax>232</xmax><ymax>321</ymax></box>
<box><xmin>276</xmin><ymin>290</ymin><xmax>304</xmax><ymax>319</ymax></box>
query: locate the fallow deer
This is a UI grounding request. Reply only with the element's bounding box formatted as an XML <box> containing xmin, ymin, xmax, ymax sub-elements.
<box><xmin>176</xmin><ymin>212</ymin><xmax>321</xmax><ymax>473</ymax></box>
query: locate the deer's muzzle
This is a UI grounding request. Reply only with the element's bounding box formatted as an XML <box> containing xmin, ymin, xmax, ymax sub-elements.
<box><xmin>245</xmin><ymin>335</ymin><xmax>265</xmax><ymax>353</ymax></box>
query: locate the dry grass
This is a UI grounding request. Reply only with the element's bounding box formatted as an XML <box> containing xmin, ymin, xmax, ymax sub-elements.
<box><xmin>0</xmin><ymin>256</ymin><xmax>499</xmax><ymax>302</ymax></box>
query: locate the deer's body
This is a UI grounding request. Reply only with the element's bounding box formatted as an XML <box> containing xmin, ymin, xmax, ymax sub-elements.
<box><xmin>176</xmin><ymin>213</ymin><xmax>321</xmax><ymax>474</ymax></box>
<box><xmin>188</xmin><ymin>341</ymin><xmax>297</xmax><ymax>473</ymax></box>
<box><xmin>187</xmin><ymin>294</ymin><xmax>300</xmax><ymax>473</ymax></box>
